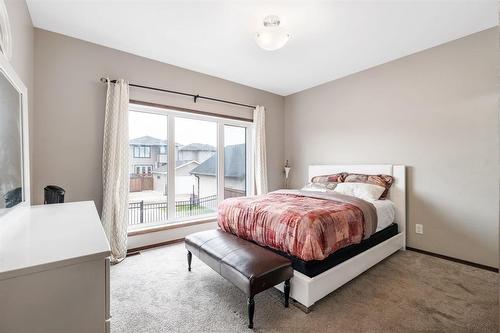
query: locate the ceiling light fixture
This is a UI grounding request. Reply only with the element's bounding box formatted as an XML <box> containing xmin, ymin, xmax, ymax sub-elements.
<box><xmin>255</xmin><ymin>15</ymin><xmax>291</xmax><ymax>51</ymax></box>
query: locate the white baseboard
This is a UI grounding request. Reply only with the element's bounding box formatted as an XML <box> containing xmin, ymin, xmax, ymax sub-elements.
<box><xmin>127</xmin><ymin>221</ymin><xmax>218</xmax><ymax>249</ymax></box>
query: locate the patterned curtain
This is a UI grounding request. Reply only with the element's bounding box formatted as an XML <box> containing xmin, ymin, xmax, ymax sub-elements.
<box><xmin>0</xmin><ymin>0</ymin><xmax>12</xmax><ymax>60</ymax></box>
<box><xmin>101</xmin><ymin>79</ymin><xmax>129</xmax><ymax>263</ymax></box>
<box><xmin>253</xmin><ymin>105</ymin><xmax>268</xmax><ymax>195</ymax></box>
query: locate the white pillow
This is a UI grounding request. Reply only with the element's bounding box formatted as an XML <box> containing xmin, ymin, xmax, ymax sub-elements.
<box><xmin>301</xmin><ymin>183</ymin><xmax>328</xmax><ymax>192</ymax></box>
<box><xmin>333</xmin><ymin>182</ymin><xmax>385</xmax><ymax>201</ymax></box>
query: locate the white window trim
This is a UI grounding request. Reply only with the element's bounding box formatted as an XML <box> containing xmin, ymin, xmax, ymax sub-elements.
<box><xmin>128</xmin><ymin>103</ymin><xmax>254</xmax><ymax>231</ymax></box>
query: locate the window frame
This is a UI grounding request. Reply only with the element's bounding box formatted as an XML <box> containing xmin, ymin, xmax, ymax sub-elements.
<box><xmin>128</xmin><ymin>103</ymin><xmax>254</xmax><ymax>230</ymax></box>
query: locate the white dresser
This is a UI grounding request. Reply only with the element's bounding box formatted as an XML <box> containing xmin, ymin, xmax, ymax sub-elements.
<box><xmin>0</xmin><ymin>201</ymin><xmax>111</xmax><ymax>333</ymax></box>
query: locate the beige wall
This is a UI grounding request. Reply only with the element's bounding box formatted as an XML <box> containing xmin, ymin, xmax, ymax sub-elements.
<box><xmin>4</xmin><ymin>0</ymin><xmax>34</xmax><ymax>192</ymax></box>
<box><xmin>284</xmin><ymin>28</ymin><xmax>499</xmax><ymax>267</ymax></box>
<box><xmin>28</xmin><ymin>18</ymin><xmax>499</xmax><ymax>267</ymax></box>
<box><xmin>33</xmin><ymin>29</ymin><xmax>284</xmax><ymax>210</ymax></box>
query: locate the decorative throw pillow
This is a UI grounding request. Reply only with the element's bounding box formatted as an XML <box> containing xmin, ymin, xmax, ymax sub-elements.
<box><xmin>311</xmin><ymin>173</ymin><xmax>347</xmax><ymax>184</ymax></box>
<box><xmin>343</xmin><ymin>173</ymin><xmax>394</xmax><ymax>199</ymax></box>
<box><xmin>333</xmin><ymin>182</ymin><xmax>386</xmax><ymax>202</ymax></box>
<box><xmin>301</xmin><ymin>182</ymin><xmax>338</xmax><ymax>192</ymax></box>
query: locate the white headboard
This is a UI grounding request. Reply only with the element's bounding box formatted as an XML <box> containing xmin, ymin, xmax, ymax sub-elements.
<box><xmin>308</xmin><ymin>165</ymin><xmax>406</xmax><ymax>241</ymax></box>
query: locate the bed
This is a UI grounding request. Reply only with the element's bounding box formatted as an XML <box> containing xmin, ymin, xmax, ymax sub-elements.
<box><xmin>219</xmin><ymin>164</ymin><xmax>406</xmax><ymax>311</ymax></box>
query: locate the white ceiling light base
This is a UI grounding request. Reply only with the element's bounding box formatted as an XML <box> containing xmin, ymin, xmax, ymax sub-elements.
<box><xmin>255</xmin><ymin>15</ymin><xmax>291</xmax><ymax>51</ymax></box>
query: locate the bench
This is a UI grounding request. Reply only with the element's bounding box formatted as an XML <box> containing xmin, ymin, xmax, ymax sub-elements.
<box><xmin>185</xmin><ymin>229</ymin><xmax>293</xmax><ymax>329</ymax></box>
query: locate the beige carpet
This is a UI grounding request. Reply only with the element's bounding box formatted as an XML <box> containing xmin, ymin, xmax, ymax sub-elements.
<box><xmin>111</xmin><ymin>242</ymin><xmax>498</xmax><ymax>332</ymax></box>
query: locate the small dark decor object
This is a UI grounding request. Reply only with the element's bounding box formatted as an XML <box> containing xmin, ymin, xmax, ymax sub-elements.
<box><xmin>44</xmin><ymin>185</ymin><xmax>65</xmax><ymax>204</ymax></box>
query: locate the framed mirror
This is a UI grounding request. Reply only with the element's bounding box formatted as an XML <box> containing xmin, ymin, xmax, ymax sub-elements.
<box><xmin>0</xmin><ymin>51</ymin><xmax>29</xmax><ymax>216</ymax></box>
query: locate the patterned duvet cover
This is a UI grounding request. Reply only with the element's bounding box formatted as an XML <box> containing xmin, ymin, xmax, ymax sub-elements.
<box><xmin>217</xmin><ymin>190</ymin><xmax>378</xmax><ymax>261</ymax></box>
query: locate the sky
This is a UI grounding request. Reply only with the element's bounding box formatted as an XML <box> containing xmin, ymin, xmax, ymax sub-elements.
<box><xmin>129</xmin><ymin>111</ymin><xmax>246</xmax><ymax>147</ymax></box>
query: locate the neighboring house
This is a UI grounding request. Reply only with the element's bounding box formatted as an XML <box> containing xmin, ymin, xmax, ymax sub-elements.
<box><xmin>190</xmin><ymin>144</ymin><xmax>246</xmax><ymax>198</ymax></box>
<box><xmin>129</xmin><ymin>136</ymin><xmax>220</xmax><ymax>197</ymax></box>
<box><xmin>151</xmin><ymin>160</ymin><xmax>200</xmax><ymax>196</ymax></box>
<box><xmin>178</xmin><ymin>143</ymin><xmax>215</xmax><ymax>164</ymax></box>
<box><xmin>129</xmin><ymin>136</ymin><xmax>181</xmax><ymax>175</ymax></box>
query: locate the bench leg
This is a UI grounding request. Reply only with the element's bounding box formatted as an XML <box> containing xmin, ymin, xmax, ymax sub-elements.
<box><xmin>187</xmin><ymin>251</ymin><xmax>192</xmax><ymax>272</ymax></box>
<box><xmin>284</xmin><ymin>279</ymin><xmax>290</xmax><ymax>308</ymax></box>
<box><xmin>247</xmin><ymin>296</ymin><xmax>255</xmax><ymax>329</ymax></box>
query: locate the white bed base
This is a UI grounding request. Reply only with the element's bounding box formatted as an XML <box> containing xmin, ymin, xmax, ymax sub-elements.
<box><xmin>275</xmin><ymin>164</ymin><xmax>406</xmax><ymax>311</ymax></box>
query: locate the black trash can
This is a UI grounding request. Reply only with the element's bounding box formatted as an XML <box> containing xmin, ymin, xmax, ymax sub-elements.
<box><xmin>44</xmin><ymin>185</ymin><xmax>65</xmax><ymax>204</ymax></box>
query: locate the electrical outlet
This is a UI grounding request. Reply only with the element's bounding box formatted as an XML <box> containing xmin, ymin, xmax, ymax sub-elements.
<box><xmin>415</xmin><ymin>224</ymin><xmax>423</xmax><ymax>234</ymax></box>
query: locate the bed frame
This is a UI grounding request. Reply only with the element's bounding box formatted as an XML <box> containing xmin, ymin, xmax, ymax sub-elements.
<box><xmin>274</xmin><ymin>164</ymin><xmax>406</xmax><ymax>312</ymax></box>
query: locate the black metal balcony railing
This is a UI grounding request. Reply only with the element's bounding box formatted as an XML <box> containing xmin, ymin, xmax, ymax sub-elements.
<box><xmin>128</xmin><ymin>195</ymin><xmax>218</xmax><ymax>225</ymax></box>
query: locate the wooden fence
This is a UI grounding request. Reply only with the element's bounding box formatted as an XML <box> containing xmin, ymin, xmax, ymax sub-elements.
<box><xmin>130</xmin><ymin>175</ymin><xmax>154</xmax><ymax>192</ymax></box>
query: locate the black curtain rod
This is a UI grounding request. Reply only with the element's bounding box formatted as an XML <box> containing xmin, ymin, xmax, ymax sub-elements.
<box><xmin>100</xmin><ymin>77</ymin><xmax>256</xmax><ymax>109</ymax></box>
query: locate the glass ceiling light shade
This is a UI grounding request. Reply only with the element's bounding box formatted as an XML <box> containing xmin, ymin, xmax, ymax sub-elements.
<box><xmin>255</xmin><ymin>15</ymin><xmax>291</xmax><ymax>51</ymax></box>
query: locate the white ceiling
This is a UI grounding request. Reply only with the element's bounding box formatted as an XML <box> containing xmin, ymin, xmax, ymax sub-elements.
<box><xmin>26</xmin><ymin>1</ymin><xmax>498</xmax><ymax>96</ymax></box>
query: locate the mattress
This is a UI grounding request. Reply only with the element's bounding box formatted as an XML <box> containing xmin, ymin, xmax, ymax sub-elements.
<box><xmin>266</xmin><ymin>223</ymin><xmax>399</xmax><ymax>278</ymax></box>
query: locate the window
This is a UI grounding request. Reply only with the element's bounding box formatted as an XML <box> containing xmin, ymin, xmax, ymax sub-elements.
<box><xmin>175</xmin><ymin>117</ymin><xmax>217</xmax><ymax>219</ymax></box>
<box><xmin>133</xmin><ymin>146</ymin><xmax>151</xmax><ymax>158</ymax></box>
<box><xmin>134</xmin><ymin>165</ymin><xmax>153</xmax><ymax>175</ymax></box>
<box><xmin>129</xmin><ymin>111</ymin><xmax>168</xmax><ymax>228</ymax></box>
<box><xmin>128</xmin><ymin>104</ymin><xmax>253</xmax><ymax>230</ymax></box>
<box><xmin>224</xmin><ymin>125</ymin><xmax>246</xmax><ymax>199</ymax></box>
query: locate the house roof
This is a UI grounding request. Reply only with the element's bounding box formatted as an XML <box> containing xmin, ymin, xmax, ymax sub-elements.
<box><xmin>190</xmin><ymin>144</ymin><xmax>245</xmax><ymax>178</ymax></box>
<box><xmin>129</xmin><ymin>136</ymin><xmax>182</xmax><ymax>147</ymax></box>
<box><xmin>152</xmin><ymin>160</ymin><xmax>199</xmax><ymax>174</ymax></box>
<box><xmin>179</xmin><ymin>143</ymin><xmax>216</xmax><ymax>152</ymax></box>
<box><xmin>130</xmin><ymin>136</ymin><xmax>166</xmax><ymax>146</ymax></box>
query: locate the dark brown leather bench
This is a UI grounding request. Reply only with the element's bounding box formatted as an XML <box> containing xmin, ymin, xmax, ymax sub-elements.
<box><xmin>185</xmin><ymin>229</ymin><xmax>293</xmax><ymax>329</ymax></box>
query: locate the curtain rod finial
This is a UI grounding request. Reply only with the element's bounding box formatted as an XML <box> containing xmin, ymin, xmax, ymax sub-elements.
<box><xmin>100</xmin><ymin>77</ymin><xmax>108</xmax><ymax>83</ymax></box>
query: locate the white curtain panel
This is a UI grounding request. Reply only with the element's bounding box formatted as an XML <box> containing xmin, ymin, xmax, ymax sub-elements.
<box><xmin>101</xmin><ymin>79</ymin><xmax>129</xmax><ymax>263</ymax></box>
<box><xmin>253</xmin><ymin>105</ymin><xmax>268</xmax><ymax>195</ymax></box>
<box><xmin>0</xmin><ymin>0</ymin><xmax>12</xmax><ymax>60</ymax></box>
